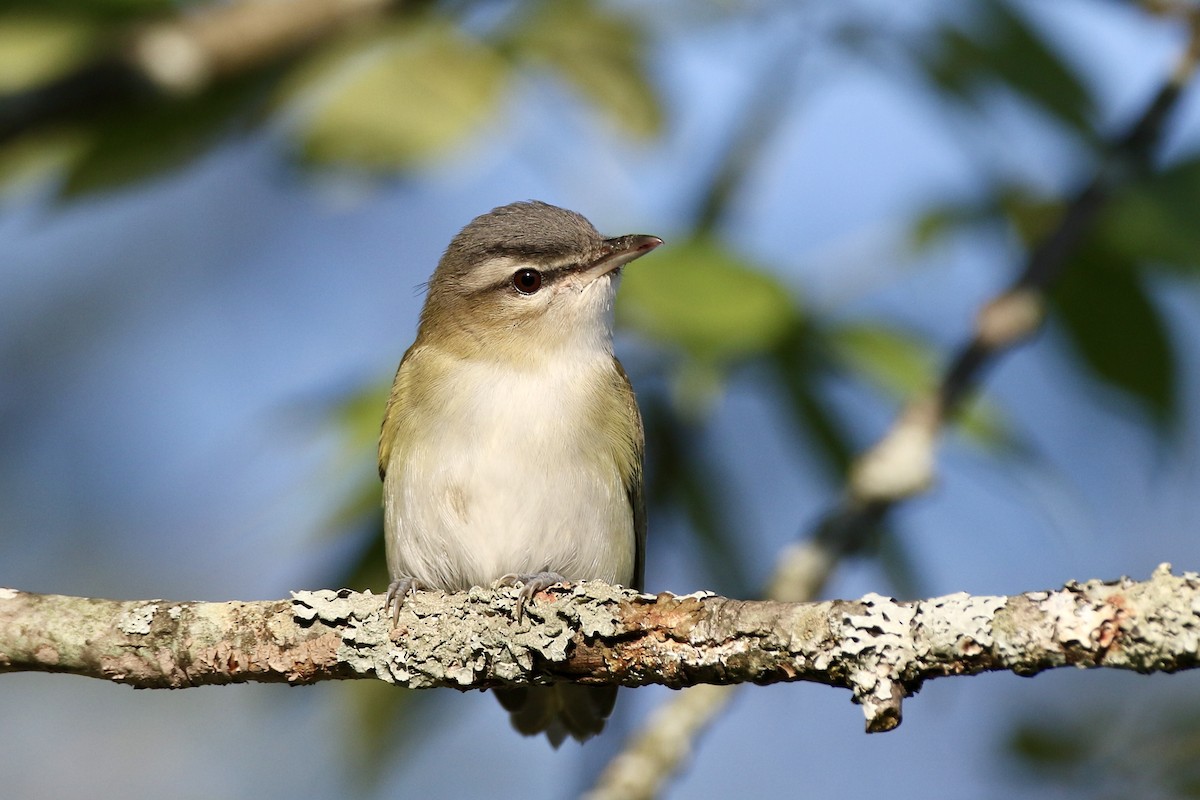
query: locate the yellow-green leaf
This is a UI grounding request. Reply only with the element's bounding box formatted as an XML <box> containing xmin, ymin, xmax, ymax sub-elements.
<box><xmin>285</xmin><ymin>22</ymin><xmax>508</xmax><ymax>169</ymax></box>
<box><xmin>504</xmin><ymin>0</ymin><xmax>662</xmax><ymax>138</ymax></box>
<box><xmin>616</xmin><ymin>236</ymin><xmax>797</xmax><ymax>362</ymax></box>
<box><xmin>0</xmin><ymin>14</ymin><xmax>97</xmax><ymax>92</ymax></box>
<box><xmin>828</xmin><ymin>322</ymin><xmax>1008</xmax><ymax>446</ymax></box>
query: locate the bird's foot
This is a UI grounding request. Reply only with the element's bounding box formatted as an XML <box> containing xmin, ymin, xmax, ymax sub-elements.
<box><xmin>494</xmin><ymin>572</ymin><xmax>570</xmax><ymax>622</ymax></box>
<box><xmin>385</xmin><ymin>576</ymin><xmax>427</xmax><ymax>627</ymax></box>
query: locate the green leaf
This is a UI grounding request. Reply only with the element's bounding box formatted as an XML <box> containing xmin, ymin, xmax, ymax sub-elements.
<box><xmin>1099</xmin><ymin>157</ymin><xmax>1200</xmax><ymax>274</ymax></box>
<box><xmin>828</xmin><ymin>323</ymin><xmax>937</xmax><ymax>398</ymax></box>
<box><xmin>502</xmin><ymin>0</ymin><xmax>662</xmax><ymax>138</ymax></box>
<box><xmin>667</xmin><ymin>358</ymin><xmax>725</xmax><ymax>420</ymax></box>
<box><xmin>1051</xmin><ymin>247</ymin><xmax>1177</xmax><ymax>430</ymax></box>
<box><xmin>0</xmin><ymin>13</ymin><xmax>98</xmax><ymax>92</ymax></box>
<box><xmin>616</xmin><ymin>236</ymin><xmax>798</xmax><ymax>363</ymax></box>
<box><xmin>921</xmin><ymin>0</ymin><xmax>1094</xmax><ymax>138</ymax></box>
<box><xmin>284</xmin><ymin>21</ymin><xmax>508</xmax><ymax>169</ymax></box>
<box><xmin>826</xmin><ymin>322</ymin><xmax>1008</xmax><ymax>447</ymax></box>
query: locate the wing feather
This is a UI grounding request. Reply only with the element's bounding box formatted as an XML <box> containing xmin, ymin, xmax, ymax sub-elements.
<box><xmin>613</xmin><ymin>358</ymin><xmax>646</xmax><ymax>591</ymax></box>
<box><xmin>378</xmin><ymin>344</ymin><xmax>421</xmax><ymax>480</ymax></box>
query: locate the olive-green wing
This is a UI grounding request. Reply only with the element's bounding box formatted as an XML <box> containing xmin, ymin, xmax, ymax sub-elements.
<box><xmin>614</xmin><ymin>358</ymin><xmax>647</xmax><ymax>591</ymax></box>
<box><xmin>378</xmin><ymin>343</ymin><xmax>421</xmax><ymax>481</ymax></box>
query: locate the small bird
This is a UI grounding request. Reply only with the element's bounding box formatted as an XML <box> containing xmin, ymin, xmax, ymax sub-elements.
<box><xmin>378</xmin><ymin>200</ymin><xmax>660</xmax><ymax>746</ymax></box>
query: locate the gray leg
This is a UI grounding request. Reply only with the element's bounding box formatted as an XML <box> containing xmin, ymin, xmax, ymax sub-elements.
<box><xmin>385</xmin><ymin>576</ymin><xmax>427</xmax><ymax>626</ymax></box>
<box><xmin>494</xmin><ymin>572</ymin><xmax>569</xmax><ymax>622</ymax></box>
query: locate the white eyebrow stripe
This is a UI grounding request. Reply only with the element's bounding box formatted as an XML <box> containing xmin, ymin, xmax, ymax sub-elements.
<box><xmin>462</xmin><ymin>256</ymin><xmax>521</xmax><ymax>291</ymax></box>
<box><xmin>467</xmin><ymin>255</ymin><xmax>585</xmax><ymax>292</ymax></box>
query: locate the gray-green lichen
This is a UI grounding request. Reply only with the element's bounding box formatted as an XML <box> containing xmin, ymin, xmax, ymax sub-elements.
<box><xmin>5</xmin><ymin>567</ymin><xmax>1196</xmax><ymax>731</ymax></box>
<box><xmin>290</xmin><ymin>581</ymin><xmax>637</xmax><ymax>689</ymax></box>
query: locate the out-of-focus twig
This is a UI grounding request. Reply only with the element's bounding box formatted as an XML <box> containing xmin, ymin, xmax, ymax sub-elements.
<box><xmin>587</xmin><ymin>12</ymin><xmax>1200</xmax><ymax>800</ymax></box>
<box><xmin>0</xmin><ymin>0</ymin><xmax>396</xmax><ymax>145</ymax></box>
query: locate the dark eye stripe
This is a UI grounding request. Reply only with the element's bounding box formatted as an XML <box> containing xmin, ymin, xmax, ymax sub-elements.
<box><xmin>480</xmin><ymin>262</ymin><xmax>579</xmax><ymax>295</ymax></box>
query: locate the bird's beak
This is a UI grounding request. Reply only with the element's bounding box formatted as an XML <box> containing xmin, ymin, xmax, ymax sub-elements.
<box><xmin>582</xmin><ymin>234</ymin><xmax>664</xmax><ymax>281</ymax></box>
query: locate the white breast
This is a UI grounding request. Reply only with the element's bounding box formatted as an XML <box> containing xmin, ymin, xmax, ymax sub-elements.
<box><xmin>382</xmin><ymin>352</ymin><xmax>635</xmax><ymax>591</ymax></box>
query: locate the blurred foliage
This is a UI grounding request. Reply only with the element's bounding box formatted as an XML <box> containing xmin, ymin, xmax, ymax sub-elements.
<box><xmin>500</xmin><ymin>0</ymin><xmax>663</xmax><ymax>138</ymax></box>
<box><xmin>915</xmin><ymin>164</ymin><xmax>1194</xmax><ymax>432</ymax></box>
<box><xmin>0</xmin><ymin>13</ymin><xmax>99</xmax><ymax>92</ymax></box>
<box><xmin>827</xmin><ymin>322</ymin><xmax>1008</xmax><ymax>446</ymax></box>
<box><xmin>0</xmin><ymin>0</ymin><xmax>660</xmax><ymax>192</ymax></box>
<box><xmin>641</xmin><ymin>392</ymin><xmax>753</xmax><ymax>597</ymax></box>
<box><xmin>910</xmin><ymin>0</ymin><xmax>1200</xmax><ymax>437</ymax></box>
<box><xmin>617</xmin><ymin>237</ymin><xmax>796</xmax><ymax>365</ymax></box>
<box><xmin>325</xmin><ymin>383</ymin><xmax>392</xmax><ymax>536</ymax></box>
<box><xmin>920</xmin><ymin>0</ymin><xmax>1096</xmax><ymax>142</ymax></box>
<box><xmin>769</xmin><ymin>321</ymin><xmax>857</xmax><ymax>480</ymax></box>
<box><xmin>280</xmin><ymin>21</ymin><xmax>508</xmax><ymax>169</ymax></box>
<box><xmin>1098</xmin><ymin>157</ymin><xmax>1200</xmax><ymax>276</ymax></box>
<box><xmin>1007</xmin><ymin>705</ymin><xmax>1200</xmax><ymax>799</ymax></box>
<box><xmin>64</xmin><ymin>70</ymin><xmax>275</xmax><ymax>196</ymax></box>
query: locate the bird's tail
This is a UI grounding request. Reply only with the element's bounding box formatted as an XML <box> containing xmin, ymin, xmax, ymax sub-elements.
<box><xmin>494</xmin><ymin>684</ymin><xmax>618</xmax><ymax>748</ymax></box>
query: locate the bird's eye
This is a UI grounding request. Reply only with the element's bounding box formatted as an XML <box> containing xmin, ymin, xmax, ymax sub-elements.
<box><xmin>512</xmin><ymin>268</ymin><xmax>543</xmax><ymax>294</ymax></box>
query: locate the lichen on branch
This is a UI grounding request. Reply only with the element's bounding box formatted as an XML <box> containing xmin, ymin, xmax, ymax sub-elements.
<box><xmin>1</xmin><ymin>564</ymin><xmax>1197</xmax><ymax>731</ymax></box>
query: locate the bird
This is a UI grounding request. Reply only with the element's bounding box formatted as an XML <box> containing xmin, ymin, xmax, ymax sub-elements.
<box><xmin>378</xmin><ymin>200</ymin><xmax>660</xmax><ymax>746</ymax></box>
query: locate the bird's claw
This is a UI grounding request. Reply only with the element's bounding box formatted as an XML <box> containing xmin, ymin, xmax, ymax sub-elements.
<box><xmin>494</xmin><ymin>572</ymin><xmax>569</xmax><ymax>622</ymax></box>
<box><xmin>385</xmin><ymin>576</ymin><xmax>426</xmax><ymax>627</ymax></box>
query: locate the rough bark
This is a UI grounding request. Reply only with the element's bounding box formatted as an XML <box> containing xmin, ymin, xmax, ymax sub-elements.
<box><xmin>2</xmin><ymin>564</ymin><xmax>1197</xmax><ymax>731</ymax></box>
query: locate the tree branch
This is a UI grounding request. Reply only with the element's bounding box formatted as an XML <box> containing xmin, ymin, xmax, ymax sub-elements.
<box><xmin>2</xmin><ymin>566</ymin><xmax>1198</xmax><ymax>732</ymax></box>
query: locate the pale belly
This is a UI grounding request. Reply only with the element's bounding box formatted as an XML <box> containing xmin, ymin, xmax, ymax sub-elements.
<box><xmin>382</xmin><ymin>358</ymin><xmax>636</xmax><ymax>591</ymax></box>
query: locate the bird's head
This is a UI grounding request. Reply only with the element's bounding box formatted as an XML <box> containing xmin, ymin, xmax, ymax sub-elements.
<box><xmin>418</xmin><ymin>201</ymin><xmax>662</xmax><ymax>363</ymax></box>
